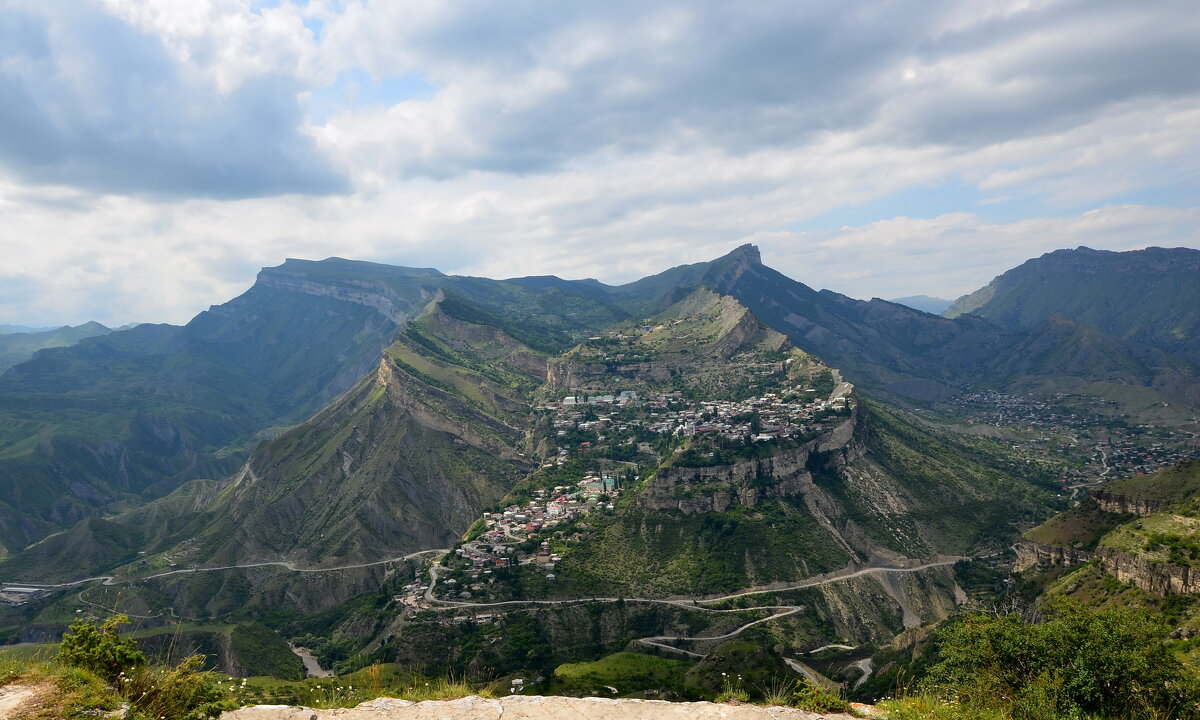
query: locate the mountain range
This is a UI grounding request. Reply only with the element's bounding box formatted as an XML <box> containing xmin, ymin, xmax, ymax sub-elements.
<box><xmin>0</xmin><ymin>321</ymin><xmax>112</xmax><ymax>373</ymax></box>
<box><xmin>945</xmin><ymin>245</ymin><xmax>1200</xmax><ymax>360</ymax></box>
<box><xmin>888</xmin><ymin>295</ymin><xmax>953</xmax><ymax>315</ymax></box>
<box><xmin>0</xmin><ymin>243</ymin><xmax>1196</xmax><ymax>687</ymax></box>
<box><xmin>0</xmin><ymin>245</ymin><xmax>1195</xmax><ymax>559</ymax></box>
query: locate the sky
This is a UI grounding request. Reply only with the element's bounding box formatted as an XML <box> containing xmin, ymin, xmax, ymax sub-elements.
<box><xmin>1</xmin><ymin>0</ymin><xmax>1198</xmax><ymax>327</ymax></box>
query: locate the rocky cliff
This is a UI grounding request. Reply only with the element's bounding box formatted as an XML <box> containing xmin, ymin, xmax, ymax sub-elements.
<box><xmin>255</xmin><ymin>259</ymin><xmax>442</xmax><ymax>324</ymax></box>
<box><xmin>1016</xmin><ymin>533</ymin><xmax>1200</xmax><ymax>596</ymax></box>
<box><xmin>1095</xmin><ymin>547</ymin><xmax>1200</xmax><ymax>596</ymax></box>
<box><xmin>1091</xmin><ymin>490</ymin><xmax>1168</xmax><ymax>517</ymax></box>
<box><xmin>1013</xmin><ymin>539</ymin><xmax>1093</xmax><ymax>572</ymax></box>
<box><xmin>637</xmin><ymin>411</ymin><xmax>857</xmax><ymax>515</ymax></box>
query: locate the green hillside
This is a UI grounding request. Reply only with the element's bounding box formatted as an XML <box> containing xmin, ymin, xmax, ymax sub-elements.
<box><xmin>1024</xmin><ymin>461</ymin><xmax>1200</xmax><ymax>551</ymax></box>
<box><xmin>946</xmin><ymin>246</ymin><xmax>1200</xmax><ymax>361</ymax></box>
<box><xmin>0</xmin><ymin>259</ymin><xmax>627</xmax><ymax>557</ymax></box>
<box><xmin>1020</xmin><ymin>461</ymin><xmax>1200</xmax><ymax>655</ymax></box>
<box><xmin>1103</xmin><ymin>460</ymin><xmax>1200</xmax><ymax>502</ymax></box>
<box><xmin>0</xmin><ymin>321</ymin><xmax>112</xmax><ymax>372</ymax></box>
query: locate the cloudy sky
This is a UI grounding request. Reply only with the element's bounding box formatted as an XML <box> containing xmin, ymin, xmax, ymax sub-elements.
<box><xmin>1</xmin><ymin>0</ymin><xmax>1198</xmax><ymax>326</ymax></box>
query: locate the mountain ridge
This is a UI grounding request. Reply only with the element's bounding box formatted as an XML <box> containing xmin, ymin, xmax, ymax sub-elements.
<box><xmin>0</xmin><ymin>243</ymin><xmax>1195</xmax><ymax>561</ymax></box>
<box><xmin>945</xmin><ymin>245</ymin><xmax>1200</xmax><ymax>361</ymax></box>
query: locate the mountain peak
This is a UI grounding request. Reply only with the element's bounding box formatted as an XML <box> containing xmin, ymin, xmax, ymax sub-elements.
<box><xmin>700</xmin><ymin>244</ymin><xmax>764</xmax><ymax>291</ymax></box>
<box><xmin>723</xmin><ymin>243</ymin><xmax>762</xmax><ymax>267</ymax></box>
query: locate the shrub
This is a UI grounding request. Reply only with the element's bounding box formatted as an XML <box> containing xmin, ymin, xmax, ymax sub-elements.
<box><xmin>921</xmin><ymin>601</ymin><xmax>1200</xmax><ymax>719</ymax></box>
<box><xmin>120</xmin><ymin>655</ymin><xmax>235</xmax><ymax>720</ymax></box>
<box><xmin>792</xmin><ymin>679</ymin><xmax>854</xmax><ymax>714</ymax></box>
<box><xmin>752</xmin><ymin>676</ymin><xmax>854</xmax><ymax>713</ymax></box>
<box><xmin>58</xmin><ymin>615</ymin><xmax>233</xmax><ymax>720</ymax></box>
<box><xmin>714</xmin><ymin>672</ymin><xmax>750</xmax><ymax>702</ymax></box>
<box><xmin>58</xmin><ymin>614</ymin><xmax>146</xmax><ymax>683</ymax></box>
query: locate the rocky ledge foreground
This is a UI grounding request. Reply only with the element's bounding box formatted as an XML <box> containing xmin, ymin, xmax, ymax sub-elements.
<box><xmin>222</xmin><ymin>695</ymin><xmax>871</xmax><ymax>720</ymax></box>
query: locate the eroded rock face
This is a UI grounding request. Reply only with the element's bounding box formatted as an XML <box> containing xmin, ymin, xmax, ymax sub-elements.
<box><xmin>1095</xmin><ymin>548</ymin><xmax>1200</xmax><ymax>595</ymax></box>
<box><xmin>1013</xmin><ymin>539</ymin><xmax>1092</xmax><ymax>572</ymax></box>
<box><xmin>221</xmin><ymin>695</ymin><xmax>863</xmax><ymax>720</ymax></box>
<box><xmin>1014</xmin><ymin>540</ymin><xmax>1200</xmax><ymax>596</ymax></box>
<box><xmin>635</xmin><ymin>414</ymin><xmax>856</xmax><ymax>515</ymax></box>
<box><xmin>1091</xmin><ymin>491</ymin><xmax>1167</xmax><ymax>517</ymax></box>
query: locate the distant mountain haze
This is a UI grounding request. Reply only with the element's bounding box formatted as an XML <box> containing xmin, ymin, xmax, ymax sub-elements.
<box><xmin>0</xmin><ymin>321</ymin><xmax>112</xmax><ymax>373</ymax></box>
<box><xmin>945</xmin><ymin>246</ymin><xmax>1200</xmax><ymax>361</ymax></box>
<box><xmin>888</xmin><ymin>295</ymin><xmax>954</xmax><ymax>315</ymax></box>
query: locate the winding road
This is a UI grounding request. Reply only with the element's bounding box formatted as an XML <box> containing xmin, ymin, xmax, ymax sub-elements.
<box><xmin>11</xmin><ymin>547</ymin><xmax>959</xmax><ymax>666</ymax></box>
<box><xmin>423</xmin><ymin>558</ymin><xmax>962</xmax><ymax>659</ymax></box>
<box><xmin>2</xmin><ymin>549</ymin><xmax>446</xmax><ymax>590</ymax></box>
<box><xmin>9</xmin><ymin>550</ymin><xmax>446</xmax><ymax>620</ymax></box>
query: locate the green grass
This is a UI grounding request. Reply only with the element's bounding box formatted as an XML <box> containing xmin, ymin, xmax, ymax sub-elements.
<box><xmin>1100</xmin><ymin>513</ymin><xmax>1200</xmax><ymax>566</ymax></box>
<box><xmin>551</xmin><ymin>652</ymin><xmax>693</xmax><ymax>696</ymax></box>
<box><xmin>1102</xmin><ymin>460</ymin><xmax>1200</xmax><ymax>503</ymax></box>
<box><xmin>0</xmin><ymin>643</ymin><xmax>58</xmax><ymax>664</ymax></box>
<box><xmin>1024</xmin><ymin>497</ymin><xmax>1128</xmax><ymax>550</ymax></box>
<box><xmin>879</xmin><ymin>695</ymin><xmax>1008</xmax><ymax>720</ymax></box>
<box><xmin>0</xmin><ymin>661</ymin><xmax>123</xmax><ymax>719</ymax></box>
<box><xmin>229</xmin><ymin>623</ymin><xmax>304</xmax><ymax>680</ymax></box>
<box><xmin>554</xmin><ymin>502</ymin><xmax>850</xmax><ymax>597</ymax></box>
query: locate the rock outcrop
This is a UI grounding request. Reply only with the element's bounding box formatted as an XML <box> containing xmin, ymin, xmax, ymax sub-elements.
<box><xmin>222</xmin><ymin>695</ymin><xmax>866</xmax><ymax>720</ymax></box>
<box><xmin>1013</xmin><ymin>539</ymin><xmax>1093</xmax><ymax>572</ymax></box>
<box><xmin>1091</xmin><ymin>491</ymin><xmax>1167</xmax><ymax>517</ymax></box>
<box><xmin>256</xmin><ymin>266</ymin><xmax>431</xmax><ymax>324</ymax></box>
<box><xmin>636</xmin><ymin>412</ymin><xmax>857</xmax><ymax>515</ymax></box>
<box><xmin>1015</xmin><ymin>540</ymin><xmax>1200</xmax><ymax>596</ymax></box>
<box><xmin>1095</xmin><ymin>547</ymin><xmax>1200</xmax><ymax>595</ymax></box>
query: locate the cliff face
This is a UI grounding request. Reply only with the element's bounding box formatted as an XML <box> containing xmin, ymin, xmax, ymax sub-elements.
<box><xmin>708</xmin><ymin>307</ymin><xmax>770</xmax><ymax>360</ymax></box>
<box><xmin>637</xmin><ymin>412</ymin><xmax>857</xmax><ymax>515</ymax></box>
<box><xmin>1015</xmin><ymin>537</ymin><xmax>1200</xmax><ymax>596</ymax></box>
<box><xmin>1095</xmin><ymin>548</ymin><xmax>1200</xmax><ymax>595</ymax></box>
<box><xmin>1014</xmin><ymin>539</ymin><xmax>1093</xmax><ymax>572</ymax></box>
<box><xmin>547</xmin><ymin>359</ymin><xmax>674</xmax><ymax>387</ymax></box>
<box><xmin>1091</xmin><ymin>491</ymin><xmax>1168</xmax><ymax>517</ymax></box>
<box><xmin>255</xmin><ymin>260</ymin><xmax>440</xmax><ymax>324</ymax></box>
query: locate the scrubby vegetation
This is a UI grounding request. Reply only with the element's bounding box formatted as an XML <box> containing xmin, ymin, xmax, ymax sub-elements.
<box><xmin>886</xmin><ymin>601</ymin><xmax>1200</xmax><ymax>720</ymax></box>
<box><xmin>229</xmin><ymin>623</ymin><xmax>305</xmax><ymax>680</ymax></box>
<box><xmin>2</xmin><ymin>615</ymin><xmax>236</xmax><ymax>719</ymax></box>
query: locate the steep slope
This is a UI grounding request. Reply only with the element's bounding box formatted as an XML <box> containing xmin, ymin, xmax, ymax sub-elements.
<box><xmin>0</xmin><ymin>293</ymin><xmax>555</xmax><ymax>588</ymax></box>
<box><xmin>665</xmin><ymin>245</ymin><xmax>1011</xmax><ymax>401</ymax></box>
<box><xmin>0</xmin><ymin>260</ymin><xmax>420</xmax><ymax>555</ymax></box>
<box><xmin>0</xmin><ymin>321</ymin><xmax>112</xmax><ymax>372</ymax></box>
<box><xmin>982</xmin><ymin>315</ymin><xmax>1200</xmax><ymax>406</ymax></box>
<box><xmin>1017</xmin><ymin>461</ymin><xmax>1200</xmax><ymax>650</ymax></box>
<box><xmin>615</xmin><ymin>245</ymin><xmax>1198</xmax><ymax>412</ymax></box>
<box><xmin>551</xmin><ymin>397</ymin><xmax>1052</xmax><ymax>598</ymax></box>
<box><xmin>0</xmin><ymin>258</ymin><xmax>628</xmax><ymax>556</ymax></box>
<box><xmin>435</xmin><ymin>291</ymin><xmax>1057</xmax><ymax>601</ymax></box>
<box><xmin>945</xmin><ymin>246</ymin><xmax>1200</xmax><ymax>361</ymax></box>
<box><xmin>181</xmin><ymin>296</ymin><xmax>545</xmax><ymax>568</ymax></box>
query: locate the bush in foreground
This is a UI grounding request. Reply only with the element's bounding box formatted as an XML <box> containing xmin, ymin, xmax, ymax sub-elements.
<box><xmin>909</xmin><ymin>601</ymin><xmax>1200</xmax><ymax>720</ymax></box>
<box><xmin>57</xmin><ymin>615</ymin><xmax>235</xmax><ymax>720</ymax></box>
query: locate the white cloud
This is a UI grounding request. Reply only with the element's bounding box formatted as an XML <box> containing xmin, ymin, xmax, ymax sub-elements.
<box><xmin>0</xmin><ymin>0</ymin><xmax>1197</xmax><ymax>325</ymax></box>
<box><xmin>759</xmin><ymin>205</ymin><xmax>1200</xmax><ymax>303</ymax></box>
